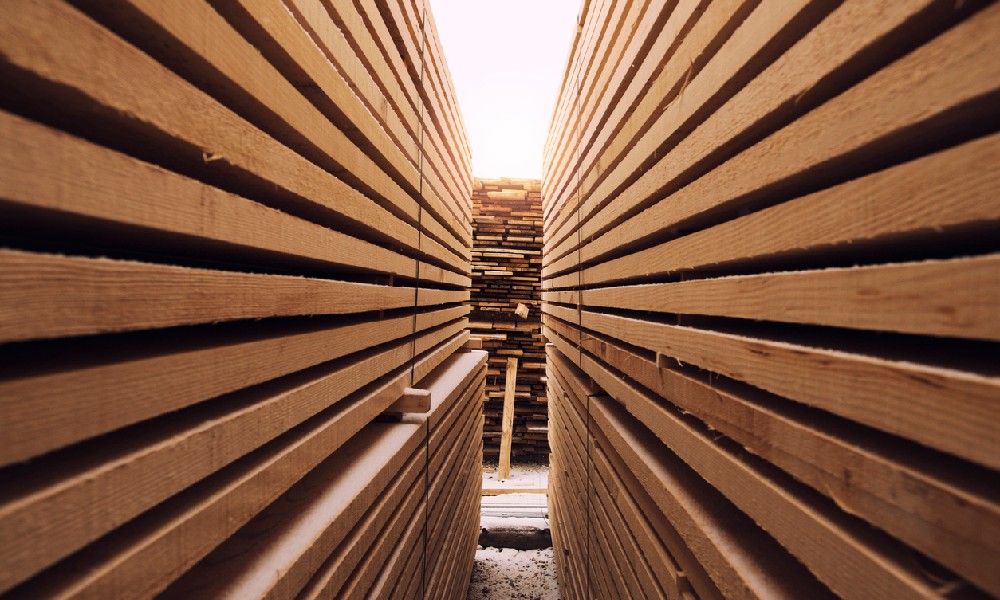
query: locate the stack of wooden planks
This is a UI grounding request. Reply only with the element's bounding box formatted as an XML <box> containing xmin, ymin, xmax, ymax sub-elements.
<box><xmin>542</xmin><ymin>1</ymin><xmax>1000</xmax><ymax>598</ymax></box>
<box><xmin>469</xmin><ymin>178</ymin><xmax>547</xmax><ymax>461</ymax></box>
<box><xmin>0</xmin><ymin>0</ymin><xmax>484</xmax><ymax>598</ymax></box>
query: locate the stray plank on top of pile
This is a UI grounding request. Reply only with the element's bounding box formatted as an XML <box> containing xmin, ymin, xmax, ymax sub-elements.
<box><xmin>0</xmin><ymin>0</ymin><xmax>483</xmax><ymax>596</ymax></box>
<box><xmin>543</xmin><ymin>1</ymin><xmax>1000</xmax><ymax>598</ymax></box>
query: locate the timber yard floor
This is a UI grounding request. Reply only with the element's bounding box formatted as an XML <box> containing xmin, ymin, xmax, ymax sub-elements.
<box><xmin>471</xmin><ymin>463</ymin><xmax>559</xmax><ymax>599</ymax></box>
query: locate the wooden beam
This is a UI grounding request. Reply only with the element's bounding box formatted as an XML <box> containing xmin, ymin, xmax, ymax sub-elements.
<box><xmin>584</xmin><ymin>255</ymin><xmax>1000</xmax><ymax>341</ymax></box>
<box><xmin>583</xmin><ymin>309</ymin><xmax>1000</xmax><ymax>470</ymax></box>
<box><xmin>383</xmin><ymin>388</ymin><xmax>432</xmax><ymax>413</ymax></box>
<box><xmin>496</xmin><ymin>357</ymin><xmax>520</xmax><ymax>480</ymax></box>
<box><xmin>0</xmin><ymin>249</ymin><xmax>429</xmax><ymax>343</ymax></box>
<box><xmin>481</xmin><ymin>487</ymin><xmax>548</xmax><ymax>496</ymax></box>
<box><xmin>0</xmin><ymin>306</ymin><xmax>467</xmax><ymax>466</ymax></box>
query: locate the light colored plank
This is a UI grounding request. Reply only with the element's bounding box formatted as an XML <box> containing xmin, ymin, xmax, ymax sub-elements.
<box><xmin>81</xmin><ymin>0</ymin><xmax>423</xmax><ymax>234</ymax></box>
<box><xmin>582</xmin><ymin>309</ymin><xmax>1000</xmax><ymax>470</ymax></box>
<box><xmin>549</xmin><ymin>130</ymin><xmax>1000</xmax><ymax>283</ymax></box>
<box><xmin>584</xmin><ymin>255</ymin><xmax>1000</xmax><ymax>341</ymax></box>
<box><xmin>221</xmin><ymin>0</ymin><xmax>471</xmax><ymax>259</ymax></box>
<box><xmin>544</xmin><ymin>0</ymin><xmax>721</xmax><ymax>237</ymax></box>
<box><xmin>573</xmin><ymin>322</ymin><xmax>1000</xmax><ymax>595</ymax></box>
<box><xmin>591</xmin><ymin>443</ymin><xmax>698</xmax><ymax>600</ymax></box>
<box><xmin>0</xmin><ymin>110</ymin><xmax>419</xmax><ymax>282</ymax></box>
<box><xmin>0</xmin><ymin>324</ymin><xmax>457</xmax><ymax>591</ymax></box>
<box><xmin>0</xmin><ymin>305</ymin><xmax>466</xmax><ymax>465</ymax></box>
<box><xmin>384</xmin><ymin>387</ymin><xmax>432</xmax><ymax>413</ymax></box>
<box><xmin>9</xmin><ymin>362</ymin><xmax>417</xmax><ymax>598</ymax></box>
<box><xmin>496</xmin><ymin>357</ymin><xmax>520</xmax><ymax>480</ymax></box>
<box><xmin>160</xmin><ymin>421</ymin><xmax>423</xmax><ymax>600</ymax></box>
<box><xmin>0</xmin><ymin>249</ymin><xmax>435</xmax><ymax>343</ymax></box>
<box><xmin>294</xmin><ymin>449</ymin><xmax>422</xmax><ymax>599</ymax></box>
<box><xmin>546</xmin><ymin>0</ymin><xmax>825</xmax><ymax>257</ymax></box>
<box><xmin>587</xmin><ymin>350</ymin><xmax>951</xmax><ymax>599</ymax></box>
<box><xmin>575</xmin><ymin>0</ymin><xmax>1000</xmax><ymax>262</ymax></box>
<box><xmin>0</xmin><ymin>0</ymin><xmax>468</xmax><ymax>276</ymax></box>
<box><xmin>543</xmin><ymin>0</ymin><xmax>646</xmax><ymax>221</ymax></box>
<box><xmin>588</xmin><ymin>389</ymin><xmax>835</xmax><ymax>599</ymax></box>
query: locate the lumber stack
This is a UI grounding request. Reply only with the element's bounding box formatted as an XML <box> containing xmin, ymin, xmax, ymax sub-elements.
<box><xmin>0</xmin><ymin>0</ymin><xmax>483</xmax><ymax>598</ymax></box>
<box><xmin>469</xmin><ymin>178</ymin><xmax>547</xmax><ymax>461</ymax></box>
<box><xmin>542</xmin><ymin>1</ymin><xmax>1000</xmax><ymax>598</ymax></box>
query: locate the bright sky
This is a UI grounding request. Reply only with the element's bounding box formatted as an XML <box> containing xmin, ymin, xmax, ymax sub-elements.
<box><xmin>431</xmin><ymin>0</ymin><xmax>581</xmax><ymax>180</ymax></box>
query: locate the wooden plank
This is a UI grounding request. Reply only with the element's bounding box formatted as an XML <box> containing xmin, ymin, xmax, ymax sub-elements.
<box><xmin>481</xmin><ymin>487</ymin><xmax>548</xmax><ymax>496</ymax></box>
<box><xmin>548</xmin><ymin>130</ymin><xmax>1000</xmax><ymax>283</ymax></box>
<box><xmin>216</xmin><ymin>0</ymin><xmax>471</xmax><ymax>260</ymax></box>
<box><xmin>496</xmin><ymin>357</ymin><xmax>520</xmax><ymax>480</ymax></box>
<box><xmin>285</xmin><ymin>0</ymin><xmax>417</xmax><ymax>148</ymax></box>
<box><xmin>543</xmin><ymin>0</ymin><xmax>618</xmax><ymax>222</ymax></box>
<box><xmin>544</xmin><ymin>0</ymin><xmax>715</xmax><ymax>237</ymax></box>
<box><xmin>0</xmin><ymin>0</ymin><xmax>451</xmax><ymax>269</ymax></box>
<box><xmin>422</xmin><ymin>3</ymin><xmax>474</xmax><ymax>187</ymax></box>
<box><xmin>0</xmin><ymin>323</ymin><xmax>457</xmax><ymax>591</ymax></box>
<box><xmin>542</xmin><ymin>0</ymin><xmax>646</xmax><ymax>221</ymax></box>
<box><xmin>582</xmin><ymin>309</ymin><xmax>1000</xmax><ymax>470</ymax></box>
<box><xmin>588</xmin><ymin>390</ymin><xmax>835</xmax><ymax>599</ymax></box>
<box><xmin>384</xmin><ymin>387</ymin><xmax>432</xmax><ymax>413</ymax></box>
<box><xmin>76</xmin><ymin>0</ymin><xmax>428</xmax><ymax>234</ymax></box>
<box><xmin>159</xmin><ymin>421</ymin><xmax>423</xmax><ymax>599</ymax></box>
<box><xmin>292</xmin><ymin>448</ymin><xmax>423</xmax><ymax>599</ymax></box>
<box><xmin>546</xmin><ymin>0</ymin><xmax>826</xmax><ymax>256</ymax></box>
<box><xmin>318</xmin><ymin>470</ymin><xmax>424</xmax><ymax>599</ymax></box>
<box><xmin>281</xmin><ymin>0</ymin><xmax>475</xmax><ymax>261</ymax></box>
<box><xmin>588</xmin><ymin>352</ymin><xmax>959</xmax><ymax>599</ymax></box>
<box><xmin>584</xmin><ymin>255</ymin><xmax>1000</xmax><ymax>341</ymax></box>
<box><xmin>591</xmin><ymin>443</ymin><xmax>698</xmax><ymax>600</ymax></box>
<box><xmin>6</xmin><ymin>360</ymin><xmax>417</xmax><ymax>598</ymax></box>
<box><xmin>0</xmin><ymin>249</ymin><xmax>437</xmax><ymax>343</ymax></box>
<box><xmin>574</xmin><ymin>323</ymin><xmax>1000</xmax><ymax>595</ymax></box>
<box><xmin>574</xmin><ymin>0</ymin><xmax>1000</xmax><ymax>263</ymax></box>
<box><xmin>0</xmin><ymin>110</ymin><xmax>420</xmax><ymax>282</ymax></box>
<box><xmin>0</xmin><ymin>306</ymin><xmax>466</xmax><ymax>465</ymax></box>
<box><xmin>357</xmin><ymin>0</ymin><xmax>472</xmax><ymax>243</ymax></box>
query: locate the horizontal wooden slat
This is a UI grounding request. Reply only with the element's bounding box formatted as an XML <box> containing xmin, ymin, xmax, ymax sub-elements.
<box><xmin>0</xmin><ymin>249</ymin><xmax>465</xmax><ymax>343</ymax></box>
<box><xmin>5</xmin><ymin>361</ymin><xmax>416</xmax><ymax>598</ymax></box>
<box><xmin>545</xmin><ymin>131</ymin><xmax>1000</xmax><ymax>283</ymax></box>
<box><xmin>581</xmin><ymin>309</ymin><xmax>1000</xmax><ymax>470</ymax></box>
<box><xmin>0</xmin><ymin>0</ymin><xmax>469</xmax><ymax>275</ymax></box>
<box><xmin>0</xmin><ymin>324</ymin><xmax>460</xmax><ymax>591</ymax></box>
<box><xmin>159</xmin><ymin>419</ymin><xmax>424</xmax><ymax>600</ymax></box>
<box><xmin>557</xmin><ymin>317</ymin><xmax>1000</xmax><ymax>594</ymax></box>
<box><xmin>0</xmin><ymin>110</ymin><xmax>426</xmax><ymax>281</ymax></box>
<box><xmin>583</xmin><ymin>346</ymin><xmax>973</xmax><ymax>599</ymax></box>
<box><xmin>0</xmin><ymin>306</ymin><xmax>467</xmax><ymax>465</ymax></box>
<box><xmin>545</xmin><ymin>0</ymin><xmax>832</xmax><ymax>256</ymax></box>
<box><xmin>584</xmin><ymin>255</ymin><xmax>1000</xmax><ymax>341</ymax></box>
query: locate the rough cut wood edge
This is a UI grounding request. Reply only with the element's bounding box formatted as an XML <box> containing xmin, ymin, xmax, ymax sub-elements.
<box><xmin>0</xmin><ymin>248</ymin><xmax>457</xmax><ymax>343</ymax></box>
<box><xmin>384</xmin><ymin>387</ymin><xmax>432</xmax><ymax>413</ymax></box>
<box><xmin>159</xmin><ymin>420</ymin><xmax>424</xmax><ymax>599</ymax></box>
<box><xmin>583</xmin><ymin>309</ymin><xmax>1000</xmax><ymax>470</ymax></box>
<box><xmin>583</xmin><ymin>254</ymin><xmax>1000</xmax><ymax>341</ymax></box>
<box><xmin>4</xmin><ymin>352</ymin><xmax>419</xmax><ymax>598</ymax></box>
<box><xmin>0</xmin><ymin>323</ymin><xmax>457</xmax><ymax>590</ymax></box>
<box><xmin>0</xmin><ymin>307</ymin><xmax>466</xmax><ymax>466</ymax></box>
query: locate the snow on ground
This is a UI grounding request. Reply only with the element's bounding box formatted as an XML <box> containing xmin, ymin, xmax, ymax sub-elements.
<box><xmin>467</xmin><ymin>547</ymin><xmax>560</xmax><ymax>600</ymax></box>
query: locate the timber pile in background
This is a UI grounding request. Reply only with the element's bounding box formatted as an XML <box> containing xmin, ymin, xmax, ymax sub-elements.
<box><xmin>469</xmin><ymin>177</ymin><xmax>548</xmax><ymax>462</ymax></box>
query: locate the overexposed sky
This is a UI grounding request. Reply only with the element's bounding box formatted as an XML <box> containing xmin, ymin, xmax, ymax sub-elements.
<box><xmin>431</xmin><ymin>0</ymin><xmax>580</xmax><ymax>180</ymax></box>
